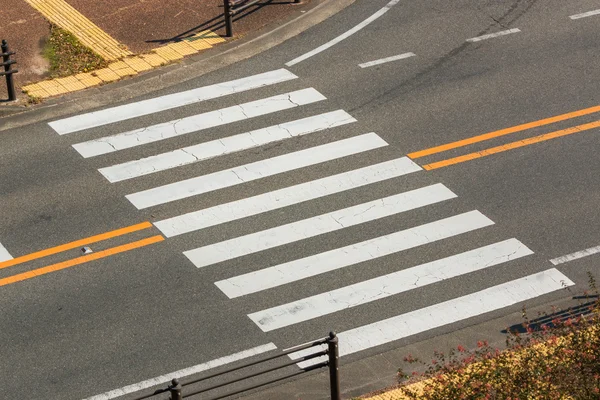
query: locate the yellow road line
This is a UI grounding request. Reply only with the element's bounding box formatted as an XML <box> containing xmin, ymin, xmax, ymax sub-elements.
<box><xmin>408</xmin><ymin>104</ymin><xmax>600</xmax><ymax>159</ymax></box>
<box><xmin>0</xmin><ymin>235</ymin><xmax>164</xmax><ymax>287</ymax></box>
<box><xmin>0</xmin><ymin>222</ymin><xmax>153</xmax><ymax>270</ymax></box>
<box><xmin>423</xmin><ymin>120</ymin><xmax>600</xmax><ymax>170</ymax></box>
<box><xmin>24</xmin><ymin>0</ymin><xmax>132</xmax><ymax>60</ymax></box>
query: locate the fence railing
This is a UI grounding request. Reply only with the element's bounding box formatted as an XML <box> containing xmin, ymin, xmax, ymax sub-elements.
<box><xmin>223</xmin><ymin>0</ymin><xmax>300</xmax><ymax>37</ymax></box>
<box><xmin>132</xmin><ymin>332</ymin><xmax>340</xmax><ymax>400</ymax></box>
<box><xmin>1</xmin><ymin>40</ymin><xmax>18</xmax><ymax>101</ymax></box>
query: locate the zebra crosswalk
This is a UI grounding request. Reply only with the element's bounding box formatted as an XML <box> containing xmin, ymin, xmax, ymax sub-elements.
<box><xmin>289</xmin><ymin>268</ymin><xmax>572</xmax><ymax>368</ymax></box>
<box><xmin>48</xmin><ymin>68</ymin><xmax>574</xmax><ymax>366</ymax></box>
<box><xmin>126</xmin><ymin>133</ymin><xmax>388</xmax><ymax>209</ymax></box>
<box><xmin>98</xmin><ymin>110</ymin><xmax>356</xmax><ymax>183</ymax></box>
<box><xmin>216</xmin><ymin>213</ymin><xmax>502</xmax><ymax>299</ymax></box>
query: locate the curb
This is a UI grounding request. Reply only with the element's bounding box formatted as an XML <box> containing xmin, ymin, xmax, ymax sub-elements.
<box><xmin>0</xmin><ymin>0</ymin><xmax>356</xmax><ymax>131</ymax></box>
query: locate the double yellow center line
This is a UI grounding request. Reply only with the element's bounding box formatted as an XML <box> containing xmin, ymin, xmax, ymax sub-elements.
<box><xmin>408</xmin><ymin>104</ymin><xmax>600</xmax><ymax>169</ymax></box>
<box><xmin>0</xmin><ymin>222</ymin><xmax>163</xmax><ymax>287</ymax></box>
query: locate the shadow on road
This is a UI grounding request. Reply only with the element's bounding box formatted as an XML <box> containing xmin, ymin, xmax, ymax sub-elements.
<box><xmin>145</xmin><ymin>0</ymin><xmax>298</xmax><ymax>45</ymax></box>
<box><xmin>502</xmin><ymin>295</ymin><xmax>599</xmax><ymax>334</ymax></box>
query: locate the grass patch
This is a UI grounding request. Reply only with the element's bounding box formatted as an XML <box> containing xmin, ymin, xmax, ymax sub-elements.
<box><xmin>43</xmin><ymin>24</ymin><xmax>108</xmax><ymax>78</ymax></box>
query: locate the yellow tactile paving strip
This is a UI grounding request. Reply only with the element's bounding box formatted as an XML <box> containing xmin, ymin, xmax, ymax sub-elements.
<box><xmin>24</xmin><ymin>0</ymin><xmax>132</xmax><ymax>61</ymax></box>
<box><xmin>22</xmin><ymin>31</ymin><xmax>225</xmax><ymax>99</ymax></box>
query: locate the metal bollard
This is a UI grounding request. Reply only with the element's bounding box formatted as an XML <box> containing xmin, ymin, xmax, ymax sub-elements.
<box><xmin>1</xmin><ymin>40</ymin><xmax>18</xmax><ymax>101</ymax></box>
<box><xmin>327</xmin><ymin>331</ymin><xmax>341</xmax><ymax>400</ymax></box>
<box><xmin>169</xmin><ymin>378</ymin><xmax>182</xmax><ymax>400</ymax></box>
<box><xmin>223</xmin><ymin>0</ymin><xmax>233</xmax><ymax>37</ymax></box>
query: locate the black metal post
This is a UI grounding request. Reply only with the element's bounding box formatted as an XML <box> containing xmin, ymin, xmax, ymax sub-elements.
<box><xmin>223</xmin><ymin>0</ymin><xmax>233</xmax><ymax>37</ymax></box>
<box><xmin>169</xmin><ymin>378</ymin><xmax>182</xmax><ymax>400</ymax></box>
<box><xmin>327</xmin><ymin>332</ymin><xmax>341</xmax><ymax>400</ymax></box>
<box><xmin>1</xmin><ymin>40</ymin><xmax>16</xmax><ymax>101</ymax></box>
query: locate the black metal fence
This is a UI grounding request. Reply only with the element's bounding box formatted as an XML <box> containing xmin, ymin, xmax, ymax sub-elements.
<box><xmin>1</xmin><ymin>40</ymin><xmax>18</xmax><ymax>101</ymax></box>
<box><xmin>133</xmin><ymin>332</ymin><xmax>340</xmax><ymax>400</ymax></box>
<box><xmin>223</xmin><ymin>0</ymin><xmax>300</xmax><ymax>37</ymax></box>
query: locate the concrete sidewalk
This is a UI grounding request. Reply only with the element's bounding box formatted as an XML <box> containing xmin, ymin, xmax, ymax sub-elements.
<box><xmin>0</xmin><ymin>0</ymin><xmax>309</xmax><ymax>102</ymax></box>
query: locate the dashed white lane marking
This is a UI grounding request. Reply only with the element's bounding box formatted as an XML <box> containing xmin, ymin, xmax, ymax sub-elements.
<box><xmin>82</xmin><ymin>343</ymin><xmax>277</xmax><ymax>400</ymax></box>
<box><xmin>184</xmin><ymin>183</ymin><xmax>457</xmax><ymax>269</ymax></box>
<box><xmin>155</xmin><ymin>157</ymin><xmax>421</xmax><ymax>238</ymax></box>
<box><xmin>49</xmin><ymin>69</ymin><xmax>298</xmax><ymax>135</ymax></box>
<box><xmin>358</xmin><ymin>52</ymin><xmax>416</xmax><ymax>68</ymax></box>
<box><xmin>0</xmin><ymin>242</ymin><xmax>12</xmax><ymax>262</ymax></box>
<box><xmin>550</xmin><ymin>245</ymin><xmax>600</xmax><ymax>265</ymax></box>
<box><xmin>286</xmin><ymin>0</ymin><xmax>402</xmax><ymax>67</ymax></box>
<box><xmin>126</xmin><ymin>133</ymin><xmax>388</xmax><ymax>209</ymax></box>
<box><xmin>249</xmin><ymin>237</ymin><xmax>533</xmax><ymax>332</ymax></box>
<box><xmin>570</xmin><ymin>9</ymin><xmax>600</xmax><ymax>20</ymax></box>
<box><xmin>72</xmin><ymin>88</ymin><xmax>326</xmax><ymax>158</ymax></box>
<box><xmin>99</xmin><ymin>110</ymin><xmax>357</xmax><ymax>183</ymax></box>
<box><xmin>291</xmin><ymin>268</ymin><xmax>574</xmax><ymax>368</ymax></box>
<box><xmin>466</xmin><ymin>28</ymin><xmax>521</xmax><ymax>43</ymax></box>
<box><xmin>216</xmin><ymin>210</ymin><xmax>493</xmax><ymax>299</ymax></box>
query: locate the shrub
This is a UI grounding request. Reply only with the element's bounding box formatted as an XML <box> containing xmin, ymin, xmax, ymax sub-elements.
<box><xmin>396</xmin><ymin>273</ymin><xmax>600</xmax><ymax>399</ymax></box>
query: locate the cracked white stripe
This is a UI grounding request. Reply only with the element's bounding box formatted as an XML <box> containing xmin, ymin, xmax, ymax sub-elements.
<box><xmin>82</xmin><ymin>343</ymin><xmax>277</xmax><ymax>400</ymax></box>
<box><xmin>291</xmin><ymin>268</ymin><xmax>574</xmax><ymax>368</ymax></box>
<box><xmin>72</xmin><ymin>88</ymin><xmax>326</xmax><ymax>158</ymax></box>
<box><xmin>550</xmin><ymin>245</ymin><xmax>600</xmax><ymax>265</ymax></box>
<box><xmin>466</xmin><ymin>28</ymin><xmax>521</xmax><ymax>42</ymax></box>
<box><xmin>99</xmin><ymin>110</ymin><xmax>357</xmax><ymax>183</ymax></box>
<box><xmin>217</xmin><ymin>210</ymin><xmax>495</xmax><ymax>298</ymax></box>
<box><xmin>49</xmin><ymin>69</ymin><xmax>298</xmax><ymax>135</ymax></box>
<box><xmin>184</xmin><ymin>183</ymin><xmax>457</xmax><ymax>269</ymax></box>
<box><xmin>570</xmin><ymin>9</ymin><xmax>600</xmax><ymax>19</ymax></box>
<box><xmin>126</xmin><ymin>133</ymin><xmax>388</xmax><ymax>209</ymax></box>
<box><xmin>0</xmin><ymin>242</ymin><xmax>12</xmax><ymax>262</ymax></box>
<box><xmin>358</xmin><ymin>52</ymin><xmax>416</xmax><ymax>68</ymax></box>
<box><xmin>155</xmin><ymin>157</ymin><xmax>421</xmax><ymax>238</ymax></box>
<box><xmin>248</xmin><ymin>238</ymin><xmax>532</xmax><ymax>331</ymax></box>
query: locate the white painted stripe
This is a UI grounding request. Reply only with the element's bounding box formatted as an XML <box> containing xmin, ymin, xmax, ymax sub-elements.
<box><xmin>466</xmin><ymin>28</ymin><xmax>521</xmax><ymax>42</ymax></box>
<box><xmin>155</xmin><ymin>157</ymin><xmax>421</xmax><ymax>238</ymax></box>
<box><xmin>219</xmin><ymin>209</ymin><xmax>493</xmax><ymax>298</ymax></box>
<box><xmin>82</xmin><ymin>343</ymin><xmax>277</xmax><ymax>400</ymax></box>
<box><xmin>0</xmin><ymin>242</ymin><xmax>12</xmax><ymax>262</ymax></box>
<box><xmin>185</xmin><ymin>183</ymin><xmax>457</xmax><ymax>269</ymax></box>
<box><xmin>49</xmin><ymin>69</ymin><xmax>298</xmax><ymax>135</ymax></box>
<box><xmin>358</xmin><ymin>52</ymin><xmax>416</xmax><ymax>68</ymax></box>
<box><xmin>217</xmin><ymin>210</ymin><xmax>494</xmax><ymax>298</ymax></box>
<box><xmin>550</xmin><ymin>245</ymin><xmax>600</xmax><ymax>265</ymax></box>
<box><xmin>286</xmin><ymin>0</ymin><xmax>401</xmax><ymax>67</ymax></box>
<box><xmin>570</xmin><ymin>9</ymin><xmax>600</xmax><ymax>20</ymax></box>
<box><xmin>99</xmin><ymin>110</ymin><xmax>357</xmax><ymax>183</ymax></box>
<box><xmin>249</xmin><ymin>238</ymin><xmax>532</xmax><ymax>331</ymax></box>
<box><xmin>72</xmin><ymin>88</ymin><xmax>326</xmax><ymax>158</ymax></box>
<box><xmin>127</xmin><ymin>133</ymin><xmax>388</xmax><ymax>209</ymax></box>
<box><xmin>291</xmin><ymin>269</ymin><xmax>574</xmax><ymax>368</ymax></box>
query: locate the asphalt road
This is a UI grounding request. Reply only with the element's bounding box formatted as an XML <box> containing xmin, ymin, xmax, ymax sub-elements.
<box><xmin>1</xmin><ymin>0</ymin><xmax>599</xmax><ymax>399</ymax></box>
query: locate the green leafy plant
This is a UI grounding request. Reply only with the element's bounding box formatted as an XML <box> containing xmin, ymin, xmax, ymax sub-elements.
<box><xmin>393</xmin><ymin>272</ymin><xmax>600</xmax><ymax>400</ymax></box>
